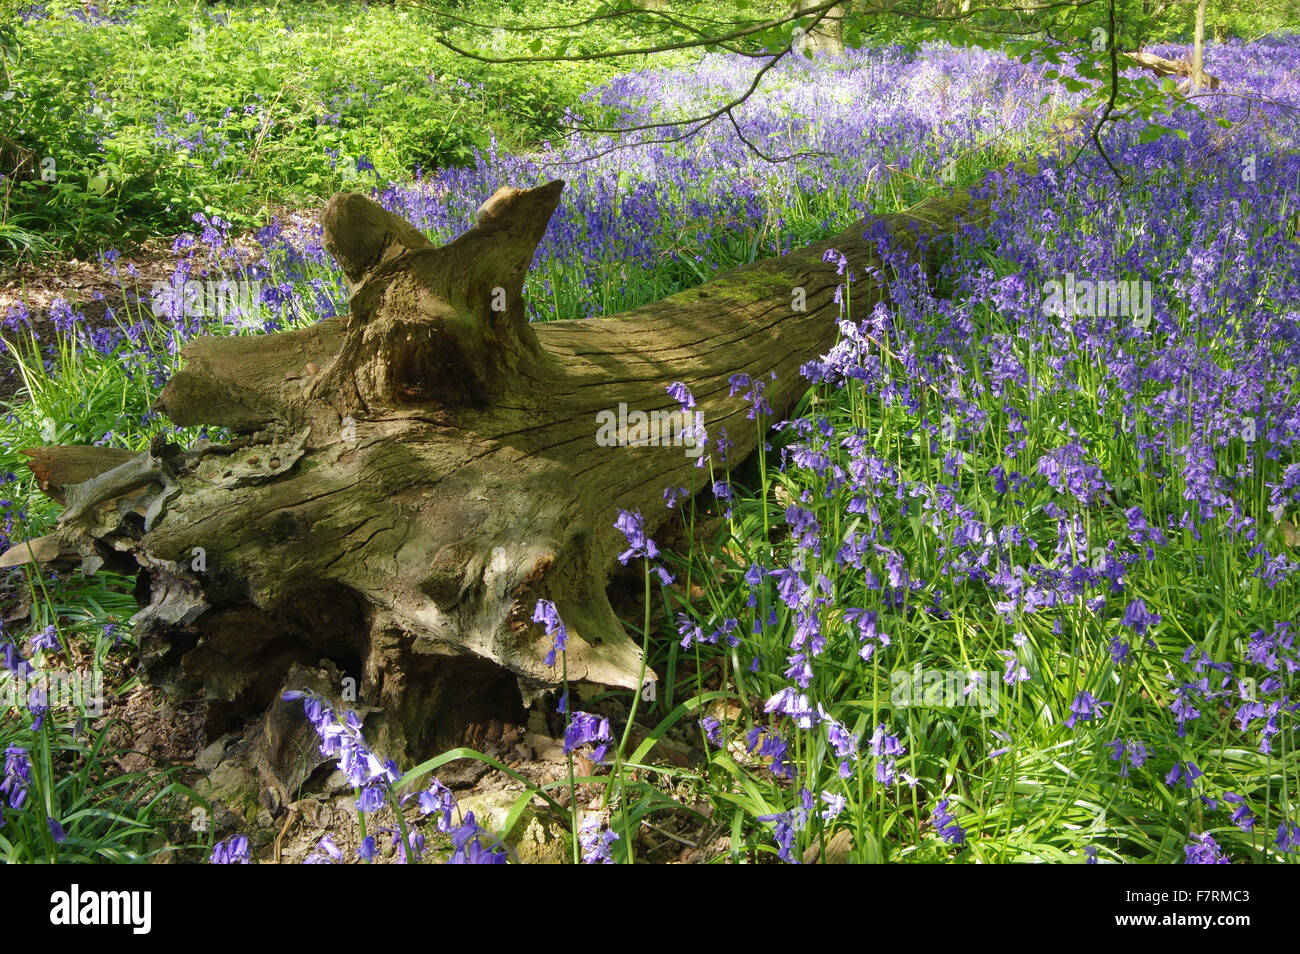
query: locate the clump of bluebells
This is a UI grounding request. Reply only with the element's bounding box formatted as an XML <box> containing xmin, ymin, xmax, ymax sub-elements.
<box><xmin>616</xmin><ymin>38</ymin><xmax>1300</xmax><ymax>864</ymax></box>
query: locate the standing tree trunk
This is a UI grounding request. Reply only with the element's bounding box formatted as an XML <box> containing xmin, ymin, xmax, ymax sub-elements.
<box><xmin>791</xmin><ymin>0</ymin><xmax>846</xmax><ymax>57</ymax></box>
<box><xmin>4</xmin><ymin>178</ymin><xmax>977</xmax><ymax>766</ymax></box>
<box><xmin>1191</xmin><ymin>0</ymin><xmax>1209</xmax><ymax>92</ymax></box>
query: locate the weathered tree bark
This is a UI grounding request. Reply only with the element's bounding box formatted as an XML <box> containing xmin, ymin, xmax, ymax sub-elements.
<box><xmin>20</xmin><ymin>445</ymin><xmax>138</xmax><ymax>505</ymax></box>
<box><xmin>5</xmin><ymin>179</ymin><xmax>973</xmax><ymax>761</ymax></box>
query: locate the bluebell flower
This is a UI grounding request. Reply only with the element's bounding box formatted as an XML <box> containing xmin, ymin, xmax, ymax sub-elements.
<box><xmin>676</xmin><ymin>612</ymin><xmax>703</xmax><ymax>649</ymax></box>
<box><xmin>1184</xmin><ymin>832</ymin><xmax>1229</xmax><ymax>864</ymax></box>
<box><xmin>763</xmin><ymin>686</ymin><xmax>818</xmax><ymax>728</ymax></box>
<box><xmin>417</xmin><ymin>778</ymin><xmax>458</xmax><ymax>832</ymax></box>
<box><xmin>563</xmin><ymin>711</ymin><xmax>612</xmax><ymax>763</ymax></box>
<box><xmin>931</xmin><ymin>799</ymin><xmax>965</xmax><ymax>846</ymax></box>
<box><xmin>820</xmin><ymin>792</ymin><xmax>847</xmax><ymax>822</ymax></box>
<box><xmin>357</xmin><ymin>784</ymin><xmax>385</xmax><ymax>814</ymax></box>
<box><xmin>698</xmin><ymin>716</ymin><xmax>722</xmax><ymax>748</ymax></box>
<box><xmin>532</xmin><ymin>599</ymin><xmax>568</xmax><ymax>667</ymax></box>
<box><xmin>757</xmin><ymin>810</ymin><xmax>800</xmax><ymax>863</ymax></box>
<box><xmin>358</xmin><ymin>836</ymin><xmax>378</xmax><ymax>862</ymax></box>
<box><xmin>448</xmin><ymin>812</ymin><xmax>507</xmax><ymax>864</ymax></box>
<box><xmin>579</xmin><ymin>815</ymin><xmax>619</xmax><ymax>864</ymax></box>
<box><xmin>1165</xmin><ymin>760</ymin><xmax>1203</xmax><ymax>789</ymax></box>
<box><xmin>868</xmin><ymin>723</ymin><xmax>905</xmax><ymax>784</ymax></box>
<box><xmin>29</xmin><ymin>625</ymin><xmax>58</xmax><ymax>653</ymax></box>
<box><xmin>666</xmin><ymin>381</ymin><xmax>695</xmax><ymax>410</ymax></box>
<box><xmin>210</xmin><ymin>835</ymin><xmax>250</xmax><ymax>864</ymax></box>
<box><xmin>1</xmin><ymin>746</ymin><xmax>31</xmax><ymax>811</ymax></box>
<box><xmin>1121</xmin><ymin>598</ymin><xmax>1161</xmax><ymax>637</ymax></box>
<box><xmin>305</xmin><ymin>835</ymin><xmax>342</xmax><ymax>864</ymax></box>
<box><xmin>1065</xmin><ymin>691</ymin><xmax>1109</xmax><ymax>730</ymax></box>
<box><xmin>1277</xmin><ymin>821</ymin><xmax>1300</xmax><ymax>853</ymax></box>
<box><xmin>663</xmin><ymin>485</ymin><xmax>688</xmax><ymax>509</ymax></box>
<box><xmin>1222</xmin><ymin>793</ymin><xmax>1255</xmax><ymax>832</ymax></box>
<box><xmin>614</xmin><ymin>509</ymin><xmax>659</xmax><ymax>563</ymax></box>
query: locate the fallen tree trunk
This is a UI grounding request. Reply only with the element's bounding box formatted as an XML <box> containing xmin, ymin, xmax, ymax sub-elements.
<box><xmin>1124</xmin><ymin>50</ymin><xmax>1221</xmax><ymax>90</ymax></box>
<box><xmin>6</xmin><ymin>179</ymin><xmax>976</xmax><ymax>760</ymax></box>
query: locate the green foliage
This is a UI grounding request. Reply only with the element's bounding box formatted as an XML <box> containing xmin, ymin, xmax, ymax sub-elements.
<box><xmin>0</xmin><ymin>0</ymin><xmax>627</xmax><ymax>260</ymax></box>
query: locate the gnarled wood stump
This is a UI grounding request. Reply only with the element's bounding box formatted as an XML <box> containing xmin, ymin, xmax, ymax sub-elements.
<box><xmin>4</xmin><ymin>179</ymin><xmax>974</xmax><ymax>760</ymax></box>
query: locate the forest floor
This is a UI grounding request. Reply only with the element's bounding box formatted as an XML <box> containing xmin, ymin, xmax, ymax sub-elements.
<box><xmin>88</xmin><ymin>550</ymin><xmax>735</xmax><ymax>864</ymax></box>
<box><xmin>0</xmin><ymin>204</ymin><xmax>317</xmax><ymax>401</ymax></box>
